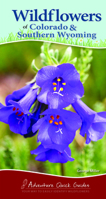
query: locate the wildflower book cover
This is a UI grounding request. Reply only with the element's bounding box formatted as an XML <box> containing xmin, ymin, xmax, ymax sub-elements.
<box><xmin>0</xmin><ymin>0</ymin><xmax>106</xmax><ymax>198</ymax></box>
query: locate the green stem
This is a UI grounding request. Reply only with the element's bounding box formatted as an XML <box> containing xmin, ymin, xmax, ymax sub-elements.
<box><xmin>60</xmin><ymin>163</ymin><xmax>65</xmax><ymax>176</ymax></box>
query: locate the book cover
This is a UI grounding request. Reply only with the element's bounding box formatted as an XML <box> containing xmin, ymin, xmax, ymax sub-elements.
<box><xmin>0</xmin><ymin>0</ymin><xmax>106</xmax><ymax>197</ymax></box>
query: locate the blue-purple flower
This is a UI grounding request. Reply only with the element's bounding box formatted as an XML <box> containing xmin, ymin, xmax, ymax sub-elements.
<box><xmin>36</xmin><ymin>63</ymin><xmax>84</xmax><ymax>109</ymax></box>
<box><xmin>0</xmin><ymin>88</ymin><xmax>39</xmax><ymax>136</ymax></box>
<box><xmin>72</xmin><ymin>99</ymin><xmax>106</xmax><ymax>144</ymax></box>
<box><xmin>32</xmin><ymin>108</ymin><xmax>82</xmax><ymax>151</ymax></box>
<box><xmin>31</xmin><ymin>144</ymin><xmax>74</xmax><ymax>163</ymax></box>
<box><xmin>5</xmin><ymin>83</ymin><xmax>34</xmax><ymax>106</ymax></box>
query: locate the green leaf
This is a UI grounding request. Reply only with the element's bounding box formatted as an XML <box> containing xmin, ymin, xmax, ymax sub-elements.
<box><xmin>84</xmin><ymin>64</ymin><xmax>91</xmax><ymax>72</ymax></box>
<box><xmin>70</xmin><ymin>57</ymin><xmax>77</xmax><ymax>65</ymax></box>
<box><xmin>76</xmin><ymin>49</ymin><xmax>93</xmax><ymax>83</ymax></box>
<box><xmin>31</xmin><ymin>59</ymin><xmax>39</xmax><ymax>72</ymax></box>
<box><xmin>40</xmin><ymin>43</ymin><xmax>55</xmax><ymax>65</ymax></box>
<box><xmin>49</xmin><ymin>49</ymin><xmax>54</xmax><ymax>57</ymax></box>
<box><xmin>81</xmin><ymin>74</ymin><xmax>89</xmax><ymax>83</ymax></box>
<box><xmin>40</xmin><ymin>53</ymin><xmax>47</xmax><ymax>62</ymax></box>
<box><xmin>51</xmin><ymin>56</ymin><xmax>59</xmax><ymax>65</ymax></box>
<box><xmin>60</xmin><ymin>47</ymin><xmax>72</xmax><ymax>64</ymax></box>
<box><xmin>54</xmin><ymin>49</ymin><xmax>59</xmax><ymax>60</ymax></box>
<box><xmin>88</xmin><ymin>50</ymin><xmax>92</xmax><ymax>56</ymax></box>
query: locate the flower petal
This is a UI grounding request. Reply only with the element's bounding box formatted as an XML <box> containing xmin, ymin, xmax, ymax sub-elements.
<box><xmin>72</xmin><ymin>99</ymin><xmax>95</xmax><ymax>118</ymax></box>
<box><xmin>32</xmin><ymin>117</ymin><xmax>46</xmax><ymax>133</ymax></box>
<box><xmin>47</xmin><ymin>82</ymin><xmax>84</xmax><ymax>109</ymax></box>
<box><xmin>0</xmin><ymin>105</ymin><xmax>13</xmax><ymax>123</ymax></box>
<box><xmin>31</xmin><ymin>145</ymin><xmax>48</xmax><ymax>155</ymax></box>
<box><xmin>48</xmin><ymin>124</ymin><xmax>75</xmax><ymax>146</ymax></box>
<box><xmin>8</xmin><ymin>113</ymin><xmax>24</xmax><ymax>134</ymax></box>
<box><xmin>92</xmin><ymin>122</ymin><xmax>106</xmax><ymax>133</ymax></box>
<box><xmin>35</xmin><ymin>153</ymin><xmax>47</xmax><ymax>161</ymax></box>
<box><xmin>97</xmin><ymin>112</ymin><xmax>106</xmax><ymax>118</ymax></box>
<box><xmin>62</xmin><ymin>111</ymin><xmax>82</xmax><ymax>131</ymax></box>
<box><xmin>46</xmin><ymin>150</ymin><xmax>68</xmax><ymax>163</ymax></box>
<box><xmin>21</xmin><ymin>115</ymin><xmax>30</xmax><ymax>135</ymax></box>
<box><xmin>9</xmin><ymin>88</ymin><xmax>38</xmax><ymax>114</ymax></box>
<box><xmin>37</xmin><ymin>81</ymin><xmax>52</xmax><ymax>104</ymax></box>
<box><xmin>88</xmin><ymin>126</ymin><xmax>105</xmax><ymax>141</ymax></box>
<box><xmin>63</xmin><ymin>82</ymin><xmax>84</xmax><ymax>104</ymax></box>
<box><xmin>31</xmin><ymin>144</ymin><xmax>74</xmax><ymax>163</ymax></box>
<box><xmin>57</xmin><ymin>63</ymin><xmax>80</xmax><ymax>85</ymax></box>
<box><xmin>5</xmin><ymin>84</ymin><xmax>31</xmax><ymax>105</ymax></box>
<box><xmin>80</xmin><ymin>122</ymin><xmax>87</xmax><ymax>137</ymax></box>
<box><xmin>64</xmin><ymin>147</ymin><xmax>74</xmax><ymax>161</ymax></box>
<box><xmin>47</xmin><ymin>92</ymin><xmax>69</xmax><ymax>109</ymax></box>
<box><xmin>0</xmin><ymin>103</ymin><xmax>4</xmax><ymax>108</ymax></box>
<box><xmin>94</xmin><ymin>112</ymin><xmax>106</xmax><ymax>123</ymax></box>
<box><xmin>37</xmin><ymin>120</ymin><xmax>53</xmax><ymax>146</ymax></box>
<box><xmin>86</xmin><ymin>131</ymin><xmax>91</xmax><ymax>144</ymax></box>
<box><xmin>36</xmin><ymin>65</ymin><xmax>62</xmax><ymax>87</ymax></box>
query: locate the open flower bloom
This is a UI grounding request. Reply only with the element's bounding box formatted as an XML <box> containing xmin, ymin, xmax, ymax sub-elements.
<box><xmin>32</xmin><ymin>109</ymin><xmax>82</xmax><ymax>151</ymax></box>
<box><xmin>0</xmin><ymin>88</ymin><xmax>39</xmax><ymax>135</ymax></box>
<box><xmin>36</xmin><ymin>63</ymin><xmax>84</xmax><ymax>109</ymax></box>
<box><xmin>31</xmin><ymin>144</ymin><xmax>74</xmax><ymax>163</ymax></box>
<box><xmin>72</xmin><ymin>99</ymin><xmax>106</xmax><ymax>144</ymax></box>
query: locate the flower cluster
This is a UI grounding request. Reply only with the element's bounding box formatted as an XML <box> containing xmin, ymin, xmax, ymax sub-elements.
<box><xmin>0</xmin><ymin>63</ymin><xmax>106</xmax><ymax>163</ymax></box>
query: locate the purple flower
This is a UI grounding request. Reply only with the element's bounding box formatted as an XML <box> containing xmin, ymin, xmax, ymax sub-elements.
<box><xmin>32</xmin><ymin>108</ymin><xmax>82</xmax><ymax>151</ymax></box>
<box><xmin>0</xmin><ymin>88</ymin><xmax>38</xmax><ymax>135</ymax></box>
<box><xmin>72</xmin><ymin>99</ymin><xmax>106</xmax><ymax>144</ymax></box>
<box><xmin>31</xmin><ymin>144</ymin><xmax>74</xmax><ymax>163</ymax></box>
<box><xmin>36</xmin><ymin>63</ymin><xmax>84</xmax><ymax>109</ymax></box>
<box><xmin>5</xmin><ymin>83</ymin><xmax>34</xmax><ymax>106</ymax></box>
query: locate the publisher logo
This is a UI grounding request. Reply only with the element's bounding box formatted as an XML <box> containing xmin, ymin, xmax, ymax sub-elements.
<box><xmin>21</xmin><ymin>179</ymin><xmax>28</xmax><ymax>189</ymax></box>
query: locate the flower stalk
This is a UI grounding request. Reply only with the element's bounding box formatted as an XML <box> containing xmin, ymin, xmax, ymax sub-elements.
<box><xmin>60</xmin><ymin>163</ymin><xmax>65</xmax><ymax>176</ymax></box>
